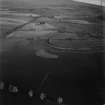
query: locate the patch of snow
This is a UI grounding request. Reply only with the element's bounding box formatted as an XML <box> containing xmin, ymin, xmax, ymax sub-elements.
<box><xmin>0</xmin><ymin>81</ymin><xmax>4</xmax><ymax>90</ymax></box>
<box><xmin>28</xmin><ymin>89</ymin><xmax>34</xmax><ymax>97</ymax></box>
<box><xmin>57</xmin><ymin>96</ymin><xmax>63</xmax><ymax>104</ymax></box>
<box><xmin>0</xmin><ymin>11</ymin><xmax>40</xmax><ymax>17</ymax></box>
<box><xmin>40</xmin><ymin>92</ymin><xmax>46</xmax><ymax>100</ymax></box>
<box><xmin>9</xmin><ymin>84</ymin><xmax>18</xmax><ymax>93</ymax></box>
<box><xmin>6</xmin><ymin>30</ymin><xmax>56</xmax><ymax>39</ymax></box>
<box><xmin>0</xmin><ymin>17</ymin><xmax>27</xmax><ymax>23</ymax></box>
<box><xmin>33</xmin><ymin>23</ymin><xmax>56</xmax><ymax>31</ymax></box>
<box><xmin>54</xmin><ymin>15</ymin><xmax>69</xmax><ymax>19</ymax></box>
<box><xmin>35</xmin><ymin>49</ymin><xmax>58</xmax><ymax>59</ymax></box>
<box><xmin>70</xmin><ymin>20</ymin><xmax>91</xmax><ymax>24</ymax></box>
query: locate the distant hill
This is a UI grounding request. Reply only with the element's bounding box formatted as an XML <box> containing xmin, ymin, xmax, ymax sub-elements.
<box><xmin>0</xmin><ymin>0</ymin><xmax>103</xmax><ymax>13</ymax></box>
<box><xmin>0</xmin><ymin>0</ymin><xmax>28</xmax><ymax>8</ymax></box>
<box><xmin>0</xmin><ymin>0</ymin><xmax>65</xmax><ymax>8</ymax></box>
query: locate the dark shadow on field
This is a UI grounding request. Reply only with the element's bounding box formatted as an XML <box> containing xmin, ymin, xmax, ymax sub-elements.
<box><xmin>1</xmin><ymin>48</ymin><xmax>104</xmax><ymax>105</ymax></box>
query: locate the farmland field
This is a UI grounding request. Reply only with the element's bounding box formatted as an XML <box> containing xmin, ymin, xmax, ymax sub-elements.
<box><xmin>0</xmin><ymin>0</ymin><xmax>105</xmax><ymax>105</ymax></box>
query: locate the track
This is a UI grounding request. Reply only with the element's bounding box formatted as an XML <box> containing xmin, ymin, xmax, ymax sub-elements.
<box><xmin>6</xmin><ymin>16</ymin><xmax>40</xmax><ymax>38</ymax></box>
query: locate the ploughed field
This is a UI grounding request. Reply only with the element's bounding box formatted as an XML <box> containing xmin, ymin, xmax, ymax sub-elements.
<box><xmin>0</xmin><ymin>5</ymin><xmax>104</xmax><ymax>56</ymax></box>
<box><xmin>0</xmin><ymin>2</ymin><xmax>105</xmax><ymax>105</ymax></box>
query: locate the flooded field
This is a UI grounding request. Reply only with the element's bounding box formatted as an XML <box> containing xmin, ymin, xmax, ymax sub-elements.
<box><xmin>0</xmin><ymin>0</ymin><xmax>105</xmax><ymax>105</ymax></box>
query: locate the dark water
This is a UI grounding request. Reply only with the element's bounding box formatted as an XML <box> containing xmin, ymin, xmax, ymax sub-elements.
<box><xmin>0</xmin><ymin>50</ymin><xmax>104</xmax><ymax>105</ymax></box>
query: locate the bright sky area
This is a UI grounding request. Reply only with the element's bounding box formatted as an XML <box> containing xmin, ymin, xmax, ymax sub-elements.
<box><xmin>0</xmin><ymin>0</ymin><xmax>104</xmax><ymax>6</ymax></box>
<box><xmin>73</xmin><ymin>0</ymin><xmax>104</xmax><ymax>6</ymax></box>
